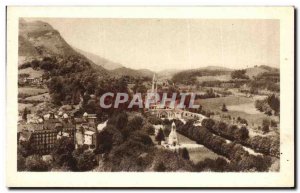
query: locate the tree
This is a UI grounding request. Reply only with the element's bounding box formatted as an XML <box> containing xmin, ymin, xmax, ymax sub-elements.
<box><xmin>231</xmin><ymin>69</ymin><xmax>249</xmax><ymax>79</ymax></box>
<box><xmin>267</xmin><ymin>94</ymin><xmax>280</xmax><ymax>115</ymax></box>
<box><xmin>202</xmin><ymin>118</ymin><xmax>215</xmax><ymax>130</ymax></box>
<box><xmin>127</xmin><ymin>116</ymin><xmax>144</xmax><ymax>131</ymax></box>
<box><xmin>147</xmin><ymin>116</ymin><xmax>162</xmax><ymax>125</ymax></box>
<box><xmin>17</xmin><ymin>151</ymin><xmax>26</xmax><ymax>171</ymax></box>
<box><xmin>238</xmin><ymin>118</ymin><xmax>248</xmax><ymax>126</ymax></box>
<box><xmin>133</xmin><ymin>82</ymin><xmax>147</xmax><ymax>93</ymax></box>
<box><xmin>25</xmin><ymin>155</ymin><xmax>49</xmax><ymax>171</ymax></box>
<box><xmin>128</xmin><ymin>130</ymin><xmax>153</xmax><ymax>146</ymax></box>
<box><xmin>96</xmin><ymin>130</ymin><xmax>113</xmax><ymax>154</ymax></box>
<box><xmin>96</xmin><ymin>125</ymin><xmax>124</xmax><ymax>154</ymax></box>
<box><xmin>18</xmin><ymin>141</ymin><xmax>33</xmax><ymax>157</ymax></box>
<box><xmin>52</xmin><ymin>137</ymin><xmax>76</xmax><ymax>169</ymax></box>
<box><xmin>108</xmin><ymin>111</ymin><xmax>128</xmax><ymax>131</ymax></box>
<box><xmin>155</xmin><ymin>128</ymin><xmax>165</xmax><ymax>145</ymax></box>
<box><xmin>22</xmin><ymin>107</ymin><xmax>29</xmax><ymax>121</ymax></box>
<box><xmin>262</xmin><ymin>119</ymin><xmax>270</xmax><ymax>134</ymax></box>
<box><xmin>154</xmin><ymin>162</ymin><xmax>166</xmax><ymax>172</ymax></box>
<box><xmin>116</xmin><ymin>112</ymin><xmax>128</xmax><ymax>130</ymax></box>
<box><xmin>180</xmin><ymin>148</ymin><xmax>190</xmax><ymax>160</ymax></box>
<box><xmin>255</xmin><ymin>100</ymin><xmax>265</xmax><ymax>112</ymax></box>
<box><xmin>74</xmin><ymin>151</ymin><xmax>97</xmax><ymax>171</ymax></box>
<box><xmin>234</xmin><ymin>126</ymin><xmax>249</xmax><ymax>141</ymax></box>
<box><xmin>143</xmin><ymin>123</ymin><xmax>155</xmax><ymax>135</ymax></box>
<box><xmin>270</xmin><ymin>120</ymin><xmax>278</xmax><ymax>128</ymax></box>
<box><xmin>221</xmin><ymin>103</ymin><xmax>228</xmax><ymax>112</ymax></box>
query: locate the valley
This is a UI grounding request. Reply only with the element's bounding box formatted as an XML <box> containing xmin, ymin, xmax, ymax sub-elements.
<box><xmin>17</xmin><ymin>19</ymin><xmax>280</xmax><ymax>172</ymax></box>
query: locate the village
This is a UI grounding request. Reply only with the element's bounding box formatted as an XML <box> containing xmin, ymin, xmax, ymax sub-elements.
<box><xmin>17</xmin><ymin>73</ymin><xmax>270</xmax><ymax>170</ymax></box>
<box><xmin>16</xmin><ymin>19</ymin><xmax>281</xmax><ymax>172</ymax></box>
<box><xmin>17</xmin><ymin>74</ymin><xmax>209</xmax><ymax>155</ymax></box>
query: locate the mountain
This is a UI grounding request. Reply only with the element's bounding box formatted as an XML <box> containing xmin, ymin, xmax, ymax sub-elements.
<box><xmin>171</xmin><ymin>66</ymin><xmax>233</xmax><ymax>84</ymax></box>
<box><xmin>245</xmin><ymin>65</ymin><xmax>279</xmax><ymax>79</ymax></box>
<box><xmin>111</xmin><ymin>67</ymin><xmax>154</xmax><ymax>78</ymax></box>
<box><xmin>157</xmin><ymin>69</ymin><xmax>182</xmax><ymax>79</ymax></box>
<box><xmin>136</xmin><ymin>69</ymin><xmax>154</xmax><ymax>78</ymax></box>
<box><xmin>18</xmin><ymin>19</ymin><xmax>108</xmax><ymax>75</ymax></box>
<box><xmin>197</xmin><ymin>66</ymin><xmax>233</xmax><ymax>71</ymax></box>
<box><xmin>158</xmin><ymin>66</ymin><xmax>233</xmax><ymax>79</ymax></box>
<box><xmin>75</xmin><ymin>49</ymin><xmax>156</xmax><ymax>77</ymax></box>
<box><xmin>75</xmin><ymin>48</ymin><xmax>123</xmax><ymax>70</ymax></box>
<box><xmin>19</xmin><ymin>19</ymin><xmax>77</xmax><ymax>63</ymax></box>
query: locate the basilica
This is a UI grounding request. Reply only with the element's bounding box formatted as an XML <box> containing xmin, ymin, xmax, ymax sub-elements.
<box><xmin>147</xmin><ymin>74</ymin><xmax>207</xmax><ymax>122</ymax></box>
<box><xmin>147</xmin><ymin>74</ymin><xmax>208</xmax><ymax>149</ymax></box>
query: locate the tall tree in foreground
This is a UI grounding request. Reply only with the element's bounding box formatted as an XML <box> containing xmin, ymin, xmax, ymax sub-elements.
<box><xmin>222</xmin><ymin>103</ymin><xmax>228</xmax><ymax>112</ymax></box>
<box><xmin>181</xmin><ymin>148</ymin><xmax>190</xmax><ymax>160</ymax></box>
<box><xmin>155</xmin><ymin>128</ymin><xmax>165</xmax><ymax>145</ymax></box>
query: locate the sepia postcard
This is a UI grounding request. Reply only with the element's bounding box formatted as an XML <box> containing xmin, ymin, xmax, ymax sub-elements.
<box><xmin>6</xmin><ymin>6</ymin><xmax>294</xmax><ymax>188</ymax></box>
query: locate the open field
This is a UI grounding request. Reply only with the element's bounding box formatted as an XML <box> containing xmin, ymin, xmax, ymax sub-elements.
<box><xmin>151</xmin><ymin>132</ymin><xmax>224</xmax><ymax>164</ymax></box>
<box><xmin>18</xmin><ymin>103</ymin><xmax>34</xmax><ymax>112</ymax></box>
<box><xmin>196</xmin><ymin>95</ymin><xmax>253</xmax><ymax>111</ymax></box>
<box><xmin>227</xmin><ymin>103</ymin><xmax>261</xmax><ymax>115</ymax></box>
<box><xmin>18</xmin><ymin>87</ymin><xmax>49</xmax><ymax>113</ymax></box>
<box><xmin>24</xmin><ymin>93</ymin><xmax>50</xmax><ymax>103</ymax></box>
<box><xmin>176</xmin><ymin>132</ymin><xmax>225</xmax><ymax>163</ymax></box>
<box><xmin>188</xmin><ymin>147</ymin><xmax>224</xmax><ymax>163</ymax></box>
<box><xmin>196</xmin><ymin>95</ymin><xmax>279</xmax><ymax>127</ymax></box>
<box><xmin>19</xmin><ymin>67</ymin><xmax>43</xmax><ymax>78</ymax></box>
<box><xmin>197</xmin><ymin>74</ymin><xmax>231</xmax><ymax>83</ymax></box>
<box><xmin>19</xmin><ymin>87</ymin><xmax>48</xmax><ymax>97</ymax></box>
<box><xmin>177</xmin><ymin>132</ymin><xmax>197</xmax><ymax>144</ymax></box>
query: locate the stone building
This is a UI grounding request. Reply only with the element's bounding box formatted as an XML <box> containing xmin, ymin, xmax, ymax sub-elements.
<box><xmin>168</xmin><ymin>122</ymin><xmax>178</xmax><ymax>146</ymax></box>
<box><xmin>18</xmin><ymin>112</ymin><xmax>76</xmax><ymax>155</ymax></box>
<box><xmin>74</xmin><ymin>112</ymin><xmax>98</xmax><ymax>149</ymax></box>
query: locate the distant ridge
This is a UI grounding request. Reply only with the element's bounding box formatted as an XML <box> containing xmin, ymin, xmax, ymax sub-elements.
<box><xmin>111</xmin><ymin>67</ymin><xmax>154</xmax><ymax>78</ymax></box>
<box><xmin>74</xmin><ymin>48</ymin><xmax>123</xmax><ymax>70</ymax></box>
<box><xmin>18</xmin><ymin>19</ymin><xmax>108</xmax><ymax>75</ymax></box>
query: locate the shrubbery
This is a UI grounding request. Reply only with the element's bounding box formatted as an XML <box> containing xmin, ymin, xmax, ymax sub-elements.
<box><xmin>176</xmin><ymin>120</ymin><xmax>272</xmax><ymax>171</ymax></box>
<box><xmin>201</xmin><ymin>118</ymin><xmax>279</xmax><ymax>157</ymax></box>
<box><xmin>195</xmin><ymin>157</ymin><xmax>229</xmax><ymax>172</ymax></box>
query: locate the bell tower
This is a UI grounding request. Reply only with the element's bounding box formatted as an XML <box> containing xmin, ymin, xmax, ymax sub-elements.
<box><xmin>168</xmin><ymin>122</ymin><xmax>178</xmax><ymax>146</ymax></box>
<box><xmin>151</xmin><ymin>73</ymin><xmax>157</xmax><ymax>94</ymax></box>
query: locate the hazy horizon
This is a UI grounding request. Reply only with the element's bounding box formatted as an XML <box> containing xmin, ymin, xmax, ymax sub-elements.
<box><xmin>25</xmin><ymin>18</ymin><xmax>279</xmax><ymax>72</ymax></box>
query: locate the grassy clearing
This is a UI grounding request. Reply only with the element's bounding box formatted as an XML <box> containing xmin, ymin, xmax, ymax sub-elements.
<box><xmin>18</xmin><ymin>103</ymin><xmax>34</xmax><ymax>112</ymax></box>
<box><xmin>151</xmin><ymin>132</ymin><xmax>223</xmax><ymax>164</ymax></box>
<box><xmin>196</xmin><ymin>95</ymin><xmax>253</xmax><ymax>111</ymax></box>
<box><xmin>176</xmin><ymin>132</ymin><xmax>225</xmax><ymax>163</ymax></box>
<box><xmin>24</xmin><ymin>93</ymin><xmax>50</xmax><ymax>102</ymax></box>
<box><xmin>227</xmin><ymin>103</ymin><xmax>260</xmax><ymax>115</ymax></box>
<box><xmin>188</xmin><ymin>147</ymin><xmax>223</xmax><ymax>163</ymax></box>
<box><xmin>177</xmin><ymin>132</ymin><xmax>197</xmax><ymax>144</ymax></box>
<box><xmin>197</xmin><ymin>74</ymin><xmax>231</xmax><ymax>83</ymax></box>
<box><xmin>19</xmin><ymin>67</ymin><xmax>43</xmax><ymax>78</ymax></box>
<box><xmin>19</xmin><ymin>87</ymin><xmax>47</xmax><ymax>96</ymax></box>
<box><xmin>196</xmin><ymin>95</ymin><xmax>279</xmax><ymax>127</ymax></box>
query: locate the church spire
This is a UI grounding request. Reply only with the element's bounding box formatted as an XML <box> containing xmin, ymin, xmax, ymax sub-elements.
<box><xmin>151</xmin><ymin>73</ymin><xmax>156</xmax><ymax>93</ymax></box>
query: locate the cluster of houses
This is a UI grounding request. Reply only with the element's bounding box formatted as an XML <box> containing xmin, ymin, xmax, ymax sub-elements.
<box><xmin>18</xmin><ymin>111</ymin><xmax>107</xmax><ymax>155</ymax></box>
<box><xmin>18</xmin><ymin>76</ymin><xmax>45</xmax><ymax>87</ymax></box>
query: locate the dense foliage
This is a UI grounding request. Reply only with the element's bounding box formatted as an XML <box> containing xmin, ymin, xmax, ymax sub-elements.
<box><xmin>201</xmin><ymin>118</ymin><xmax>279</xmax><ymax>157</ymax></box>
<box><xmin>250</xmin><ymin>72</ymin><xmax>280</xmax><ymax>92</ymax></box>
<box><xmin>172</xmin><ymin>69</ymin><xmax>230</xmax><ymax>85</ymax></box>
<box><xmin>231</xmin><ymin>70</ymin><xmax>249</xmax><ymax>79</ymax></box>
<box><xmin>175</xmin><ymin>119</ymin><xmax>272</xmax><ymax>171</ymax></box>
<box><xmin>255</xmin><ymin>94</ymin><xmax>280</xmax><ymax>116</ymax></box>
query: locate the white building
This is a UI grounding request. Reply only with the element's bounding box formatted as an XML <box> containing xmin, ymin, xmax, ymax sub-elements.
<box><xmin>168</xmin><ymin>122</ymin><xmax>178</xmax><ymax>146</ymax></box>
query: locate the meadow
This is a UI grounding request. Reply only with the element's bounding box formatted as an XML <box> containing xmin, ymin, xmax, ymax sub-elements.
<box><xmin>19</xmin><ymin>87</ymin><xmax>48</xmax><ymax>97</ymax></box>
<box><xmin>176</xmin><ymin>132</ymin><xmax>224</xmax><ymax>163</ymax></box>
<box><xmin>19</xmin><ymin>67</ymin><xmax>43</xmax><ymax>78</ymax></box>
<box><xmin>196</xmin><ymin>95</ymin><xmax>279</xmax><ymax>127</ymax></box>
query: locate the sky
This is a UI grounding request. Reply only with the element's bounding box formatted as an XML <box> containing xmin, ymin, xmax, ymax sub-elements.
<box><xmin>28</xmin><ymin>18</ymin><xmax>279</xmax><ymax>71</ymax></box>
